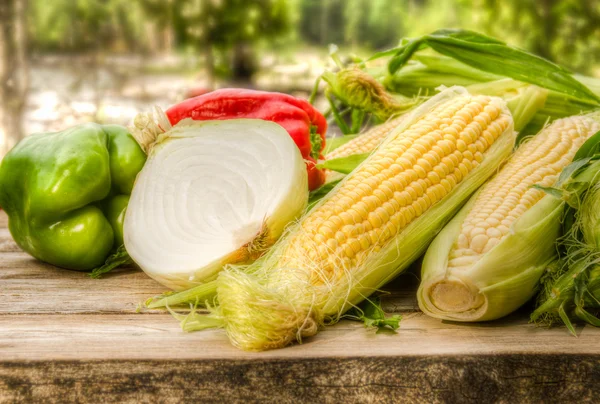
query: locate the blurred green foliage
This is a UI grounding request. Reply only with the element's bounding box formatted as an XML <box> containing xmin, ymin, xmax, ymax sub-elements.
<box><xmin>466</xmin><ymin>0</ymin><xmax>600</xmax><ymax>73</ymax></box>
<box><xmin>27</xmin><ymin>0</ymin><xmax>600</xmax><ymax>74</ymax></box>
<box><xmin>138</xmin><ymin>0</ymin><xmax>295</xmax><ymax>49</ymax></box>
<box><xmin>29</xmin><ymin>0</ymin><xmax>148</xmax><ymax>52</ymax></box>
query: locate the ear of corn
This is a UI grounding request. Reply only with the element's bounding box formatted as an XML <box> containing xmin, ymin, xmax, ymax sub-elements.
<box><xmin>469</xmin><ymin>80</ymin><xmax>548</xmax><ymax>133</ymax></box>
<box><xmin>418</xmin><ymin>114</ymin><xmax>600</xmax><ymax>322</ymax></box>
<box><xmin>211</xmin><ymin>87</ymin><xmax>516</xmax><ymax>351</ymax></box>
<box><xmin>324</xmin><ymin>80</ymin><xmax>547</xmax><ymax>167</ymax></box>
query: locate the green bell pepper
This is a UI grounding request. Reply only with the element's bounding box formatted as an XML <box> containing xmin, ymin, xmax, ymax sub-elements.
<box><xmin>0</xmin><ymin>123</ymin><xmax>146</xmax><ymax>271</ymax></box>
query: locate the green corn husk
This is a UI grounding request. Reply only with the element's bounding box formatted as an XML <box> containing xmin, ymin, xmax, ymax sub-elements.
<box><xmin>378</xmin><ymin>55</ymin><xmax>599</xmax><ymax>142</ymax></box>
<box><xmin>320</xmin><ymin>78</ymin><xmax>546</xmax><ymax>170</ymax></box>
<box><xmin>370</xmin><ymin>29</ymin><xmax>600</xmax><ymax>141</ymax></box>
<box><xmin>379</xmin><ymin>54</ymin><xmax>503</xmax><ymax>97</ymax></box>
<box><xmin>418</xmin><ymin>115</ymin><xmax>600</xmax><ymax>322</ymax></box>
<box><xmin>323</xmin><ymin>30</ymin><xmax>600</xmax><ymax>141</ymax></box>
<box><xmin>532</xmin><ymin>136</ymin><xmax>600</xmax><ymax>332</ymax></box>
<box><xmin>419</xmin><ymin>192</ymin><xmax>564</xmax><ymax>322</ymax></box>
<box><xmin>373</xmin><ymin>29</ymin><xmax>599</xmax><ymax>103</ymax></box>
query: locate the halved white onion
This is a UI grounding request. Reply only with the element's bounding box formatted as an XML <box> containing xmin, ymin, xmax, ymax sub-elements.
<box><xmin>125</xmin><ymin>118</ymin><xmax>308</xmax><ymax>290</ymax></box>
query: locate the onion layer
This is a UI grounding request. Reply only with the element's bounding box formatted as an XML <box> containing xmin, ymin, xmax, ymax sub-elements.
<box><xmin>124</xmin><ymin>118</ymin><xmax>308</xmax><ymax>290</ymax></box>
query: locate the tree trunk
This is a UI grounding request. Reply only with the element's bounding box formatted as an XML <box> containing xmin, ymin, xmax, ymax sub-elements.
<box><xmin>320</xmin><ymin>0</ymin><xmax>330</xmax><ymax>44</ymax></box>
<box><xmin>533</xmin><ymin>0</ymin><xmax>555</xmax><ymax>61</ymax></box>
<box><xmin>231</xmin><ymin>42</ymin><xmax>257</xmax><ymax>86</ymax></box>
<box><xmin>204</xmin><ymin>44</ymin><xmax>215</xmax><ymax>88</ymax></box>
<box><xmin>0</xmin><ymin>0</ymin><xmax>28</xmax><ymax>158</ymax></box>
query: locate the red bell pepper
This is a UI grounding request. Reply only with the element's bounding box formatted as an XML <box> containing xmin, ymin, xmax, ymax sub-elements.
<box><xmin>165</xmin><ymin>89</ymin><xmax>328</xmax><ymax>190</ymax></box>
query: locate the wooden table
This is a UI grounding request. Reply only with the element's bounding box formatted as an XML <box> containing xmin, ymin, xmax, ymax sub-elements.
<box><xmin>1</xmin><ymin>211</ymin><xmax>599</xmax><ymax>403</ymax></box>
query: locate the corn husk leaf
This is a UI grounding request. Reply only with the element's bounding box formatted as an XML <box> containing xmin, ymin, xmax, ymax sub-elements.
<box><xmin>322</xmin><ymin>134</ymin><xmax>360</xmax><ymax>155</ymax></box>
<box><xmin>371</xmin><ymin>29</ymin><xmax>600</xmax><ymax>103</ymax></box>
<box><xmin>316</xmin><ymin>153</ymin><xmax>370</xmax><ymax>174</ymax></box>
<box><xmin>531</xmin><ymin>132</ymin><xmax>600</xmax><ymax>330</ymax></box>
<box><xmin>418</xmin><ymin>192</ymin><xmax>564</xmax><ymax>322</ymax></box>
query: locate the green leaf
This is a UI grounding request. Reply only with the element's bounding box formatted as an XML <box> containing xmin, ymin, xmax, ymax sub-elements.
<box><xmin>574</xmin><ymin>269</ymin><xmax>589</xmax><ymax>308</ymax></box>
<box><xmin>89</xmin><ymin>245</ymin><xmax>133</xmax><ymax>279</ymax></box>
<box><xmin>556</xmin><ymin>158</ymin><xmax>592</xmax><ymax>186</ymax></box>
<box><xmin>350</xmin><ymin>109</ymin><xmax>366</xmax><ymax>133</ymax></box>
<box><xmin>384</xmin><ymin>29</ymin><xmax>504</xmax><ymax>72</ymax></box>
<box><xmin>562</xmin><ymin>207</ymin><xmax>577</xmax><ymax>237</ymax></box>
<box><xmin>308</xmin><ymin>179</ymin><xmax>342</xmax><ymax>210</ymax></box>
<box><xmin>367</xmin><ymin>37</ymin><xmax>416</xmax><ymax>61</ymax></box>
<box><xmin>558</xmin><ymin>303</ymin><xmax>577</xmax><ymax>336</ymax></box>
<box><xmin>583</xmin><ymin>278</ymin><xmax>600</xmax><ymax>307</ymax></box>
<box><xmin>383</xmin><ymin>30</ymin><xmax>599</xmax><ymax>103</ymax></box>
<box><xmin>345</xmin><ymin>297</ymin><xmax>401</xmax><ymax>331</ymax></box>
<box><xmin>531</xmin><ymin>184</ymin><xmax>564</xmax><ymax>199</ymax></box>
<box><xmin>308</xmin><ymin>76</ymin><xmax>321</xmax><ymax>105</ymax></box>
<box><xmin>430</xmin><ymin>29</ymin><xmax>506</xmax><ymax>45</ymax></box>
<box><xmin>316</xmin><ymin>153</ymin><xmax>370</xmax><ymax>174</ymax></box>
<box><xmin>575</xmin><ymin>306</ymin><xmax>600</xmax><ymax>327</ymax></box>
<box><xmin>504</xmin><ymin>84</ymin><xmax>548</xmax><ymax>132</ymax></box>
<box><xmin>388</xmin><ymin>39</ymin><xmax>427</xmax><ymax>74</ymax></box>
<box><xmin>568</xmin><ymin>159</ymin><xmax>600</xmax><ymax>188</ymax></box>
<box><xmin>322</xmin><ymin>135</ymin><xmax>360</xmax><ymax>155</ymax></box>
<box><xmin>573</xmin><ymin>130</ymin><xmax>600</xmax><ymax>161</ymax></box>
<box><xmin>326</xmin><ymin>94</ymin><xmax>351</xmax><ymax>135</ymax></box>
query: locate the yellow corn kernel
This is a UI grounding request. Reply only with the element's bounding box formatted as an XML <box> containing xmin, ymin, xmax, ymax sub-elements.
<box><xmin>325</xmin><ymin>115</ymin><xmax>406</xmax><ymax>160</ymax></box>
<box><xmin>282</xmin><ymin>94</ymin><xmax>513</xmax><ymax>283</ymax></box>
<box><xmin>447</xmin><ymin>116</ymin><xmax>600</xmax><ymax>270</ymax></box>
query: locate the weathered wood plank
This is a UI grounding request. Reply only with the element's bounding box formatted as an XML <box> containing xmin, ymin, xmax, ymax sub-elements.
<box><xmin>0</xmin><ymin>254</ymin><xmax>165</xmax><ymax>314</ymax></box>
<box><xmin>0</xmin><ymin>253</ymin><xmax>419</xmax><ymax>315</ymax></box>
<box><xmin>3</xmin><ymin>205</ymin><xmax>600</xmax><ymax>402</ymax></box>
<box><xmin>0</xmin><ymin>211</ymin><xmax>7</xmax><ymax>228</ymax></box>
<box><xmin>0</xmin><ymin>228</ymin><xmax>20</xmax><ymax>252</ymax></box>
<box><xmin>1</xmin><ymin>314</ymin><xmax>599</xmax><ymax>402</ymax></box>
<box><xmin>0</xmin><ymin>212</ymin><xmax>418</xmax><ymax>314</ymax></box>
<box><xmin>1</xmin><ymin>313</ymin><xmax>597</xmax><ymax>361</ymax></box>
<box><xmin>2</xmin><ymin>355</ymin><xmax>599</xmax><ymax>403</ymax></box>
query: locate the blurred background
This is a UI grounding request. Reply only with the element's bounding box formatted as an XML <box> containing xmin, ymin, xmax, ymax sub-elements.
<box><xmin>1</xmin><ymin>0</ymin><xmax>599</xmax><ymax>157</ymax></box>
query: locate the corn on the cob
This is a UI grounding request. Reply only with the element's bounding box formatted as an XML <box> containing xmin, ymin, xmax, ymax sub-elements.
<box><xmin>418</xmin><ymin>114</ymin><xmax>600</xmax><ymax>322</ymax></box>
<box><xmin>324</xmin><ymin>81</ymin><xmax>547</xmax><ymax>163</ymax></box>
<box><xmin>325</xmin><ymin>116</ymin><xmax>406</xmax><ymax>160</ymax></box>
<box><xmin>211</xmin><ymin>87</ymin><xmax>515</xmax><ymax>351</ymax></box>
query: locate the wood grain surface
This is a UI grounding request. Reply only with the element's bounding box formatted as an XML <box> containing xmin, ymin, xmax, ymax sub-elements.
<box><xmin>1</xmin><ymin>211</ymin><xmax>599</xmax><ymax>403</ymax></box>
